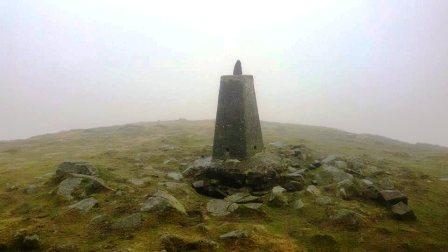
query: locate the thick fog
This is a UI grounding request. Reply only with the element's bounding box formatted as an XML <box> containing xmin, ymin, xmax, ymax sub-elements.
<box><xmin>1</xmin><ymin>1</ymin><xmax>447</xmax><ymax>146</ymax></box>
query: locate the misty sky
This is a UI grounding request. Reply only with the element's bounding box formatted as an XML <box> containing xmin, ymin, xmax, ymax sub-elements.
<box><xmin>1</xmin><ymin>0</ymin><xmax>447</xmax><ymax>146</ymax></box>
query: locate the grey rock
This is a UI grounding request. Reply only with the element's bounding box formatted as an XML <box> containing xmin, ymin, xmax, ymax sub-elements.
<box><xmin>111</xmin><ymin>213</ymin><xmax>142</xmax><ymax>231</ymax></box>
<box><xmin>379</xmin><ymin>190</ymin><xmax>407</xmax><ymax>205</ymax></box>
<box><xmin>268</xmin><ymin>186</ymin><xmax>288</xmax><ymax>207</ymax></box>
<box><xmin>219</xmin><ymin>230</ymin><xmax>249</xmax><ymax>239</ymax></box>
<box><xmin>306</xmin><ymin>185</ymin><xmax>321</xmax><ymax>196</ymax></box>
<box><xmin>315</xmin><ymin>196</ymin><xmax>332</xmax><ymax>205</ymax></box>
<box><xmin>69</xmin><ymin>197</ymin><xmax>98</xmax><ymax>213</ymax></box>
<box><xmin>391</xmin><ymin>202</ymin><xmax>416</xmax><ymax>220</ymax></box>
<box><xmin>55</xmin><ymin>161</ymin><xmax>98</xmax><ymax>181</ymax></box>
<box><xmin>320</xmin><ymin>166</ymin><xmax>353</xmax><ymax>183</ymax></box>
<box><xmin>292</xmin><ymin>199</ymin><xmax>305</xmax><ymax>209</ymax></box>
<box><xmin>167</xmin><ymin>172</ymin><xmax>183</xmax><ymax>181</ymax></box>
<box><xmin>183</xmin><ymin>157</ymin><xmax>214</xmax><ymax>176</ymax></box>
<box><xmin>361</xmin><ymin>179</ymin><xmax>374</xmax><ymax>186</ymax></box>
<box><xmin>141</xmin><ymin>189</ymin><xmax>186</xmax><ymax>215</ymax></box>
<box><xmin>57</xmin><ymin>177</ymin><xmax>82</xmax><ymax>200</ymax></box>
<box><xmin>206</xmin><ymin>199</ymin><xmax>238</xmax><ymax>216</ymax></box>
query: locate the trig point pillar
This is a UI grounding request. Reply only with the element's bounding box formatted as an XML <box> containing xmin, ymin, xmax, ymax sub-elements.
<box><xmin>213</xmin><ymin>60</ymin><xmax>264</xmax><ymax>160</ymax></box>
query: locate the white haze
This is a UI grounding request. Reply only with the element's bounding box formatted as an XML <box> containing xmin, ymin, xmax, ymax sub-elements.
<box><xmin>1</xmin><ymin>0</ymin><xmax>447</xmax><ymax>146</ymax></box>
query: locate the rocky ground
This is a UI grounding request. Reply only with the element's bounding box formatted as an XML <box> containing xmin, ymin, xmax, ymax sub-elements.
<box><xmin>0</xmin><ymin>120</ymin><xmax>447</xmax><ymax>251</ymax></box>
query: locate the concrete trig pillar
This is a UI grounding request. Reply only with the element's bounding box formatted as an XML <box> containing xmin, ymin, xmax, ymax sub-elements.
<box><xmin>213</xmin><ymin>60</ymin><xmax>264</xmax><ymax>160</ymax></box>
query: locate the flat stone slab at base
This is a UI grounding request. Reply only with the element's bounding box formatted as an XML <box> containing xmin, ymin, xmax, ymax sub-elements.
<box><xmin>379</xmin><ymin>190</ymin><xmax>408</xmax><ymax>205</ymax></box>
<box><xmin>391</xmin><ymin>202</ymin><xmax>416</xmax><ymax>220</ymax></box>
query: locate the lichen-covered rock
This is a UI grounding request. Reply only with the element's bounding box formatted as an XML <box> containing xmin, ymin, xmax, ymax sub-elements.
<box><xmin>391</xmin><ymin>202</ymin><xmax>416</xmax><ymax>220</ymax></box>
<box><xmin>57</xmin><ymin>177</ymin><xmax>83</xmax><ymax>200</ymax></box>
<box><xmin>55</xmin><ymin>161</ymin><xmax>98</xmax><ymax>181</ymax></box>
<box><xmin>206</xmin><ymin>199</ymin><xmax>238</xmax><ymax>216</ymax></box>
<box><xmin>141</xmin><ymin>189</ymin><xmax>186</xmax><ymax>215</ymax></box>
<box><xmin>268</xmin><ymin>186</ymin><xmax>288</xmax><ymax>207</ymax></box>
<box><xmin>68</xmin><ymin>197</ymin><xmax>98</xmax><ymax>213</ymax></box>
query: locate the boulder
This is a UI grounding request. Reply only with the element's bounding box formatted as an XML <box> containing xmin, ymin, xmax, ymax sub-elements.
<box><xmin>335</xmin><ymin>161</ymin><xmax>347</xmax><ymax>169</ymax></box>
<box><xmin>111</xmin><ymin>213</ymin><xmax>143</xmax><ymax>231</ymax></box>
<box><xmin>379</xmin><ymin>190</ymin><xmax>407</xmax><ymax>205</ymax></box>
<box><xmin>282</xmin><ymin>180</ymin><xmax>304</xmax><ymax>192</ymax></box>
<box><xmin>129</xmin><ymin>178</ymin><xmax>151</xmax><ymax>187</ymax></box>
<box><xmin>391</xmin><ymin>202</ymin><xmax>416</xmax><ymax>220</ymax></box>
<box><xmin>68</xmin><ymin>197</ymin><xmax>98</xmax><ymax>213</ymax></box>
<box><xmin>206</xmin><ymin>199</ymin><xmax>238</xmax><ymax>216</ymax></box>
<box><xmin>12</xmin><ymin>232</ymin><xmax>41</xmax><ymax>250</ymax></box>
<box><xmin>141</xmin><ymin>189</ymin><xmax>186</xmax><ymax>215</ymax></box>
<box><xmin>55</xmin><ymin>161</ymin><xmax>98</xmax><ymax>181</ymax></box>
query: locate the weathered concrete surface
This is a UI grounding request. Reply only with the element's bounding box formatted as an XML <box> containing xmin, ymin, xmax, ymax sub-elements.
<box><xmin>213</xmin><ymin>71</ymin><xmax>263</xmax><ymax>160</ymax></box>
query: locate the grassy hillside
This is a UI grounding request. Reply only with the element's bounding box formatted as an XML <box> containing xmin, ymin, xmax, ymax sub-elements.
<box><xmin>0</xmin><ymin>120</ymin><xmax>447</xmax><ymax>251</ymax></box>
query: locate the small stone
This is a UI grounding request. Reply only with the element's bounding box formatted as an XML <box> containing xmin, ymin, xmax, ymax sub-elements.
<box><xmin>167</xmin><ymin>172</ymin><xmax>183</xmax><ymax>181</ymax></box>
<box><xmin>206</xmin><ymin>199</ymin><xmax>238</xmax><ymax>216</ymax></box>
<box><xmin>141</xmin><ymin>189</ymin><xmax>186</xmax><ymax>215</ymax></box>
<box><xmin>315</xmin><ymin>196</ymin><xmax>332</xmax><ymax>205</ymax></box>
<box><xmin>361</xmin><ymin>179</ymin><xmax>374</xmax><ymax>186</ymax></box>
<box><xmin>391</xmin><ymin>202</ymin><xmax>416</xmax><ymax>220</ymax></box>
<box><xmin>292</xmin><ymin>199</ymin><xmax>305</xmax><ymax>209</ymax></box>
<box><xmin>219</xmin><ymin>230</ymin><xmax>249</xmax><ymax>239</ymax></box>
<box><xmin>268</xmin><ymin>186</ymin><xmax>288</xmax><ymax>207</ymax></box>
<box><xmin>68</xmin><ymin>197</ymin><xmax>98</xmax><ymax>213</ymax></box>
<box><xmin>306</xmin><ymin>185</ymin><xmax>321</xmax><ymax>196</ymax></box>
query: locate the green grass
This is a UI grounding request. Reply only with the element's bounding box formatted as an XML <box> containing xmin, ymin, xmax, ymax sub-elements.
<box><xmin>0</xmin><ymin>120</ymin><xmax>447</xmax><ymax>250</ymax></box>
